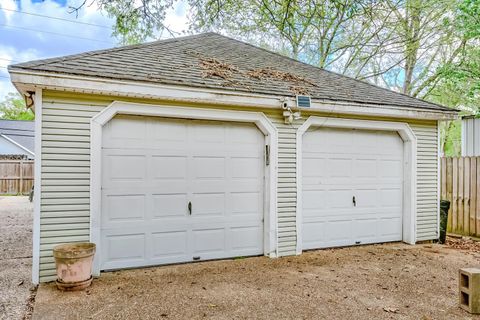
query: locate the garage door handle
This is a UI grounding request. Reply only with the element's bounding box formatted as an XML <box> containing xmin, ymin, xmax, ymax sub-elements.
<box><xmin>188</xmin><ymin>201</ymin><xmax>192</xmax><ymax>215</ymax></box>
<box><xmin>352</xmin><ymin>196</ymin><xmax>356</xmax><ymax>207</ymax></box>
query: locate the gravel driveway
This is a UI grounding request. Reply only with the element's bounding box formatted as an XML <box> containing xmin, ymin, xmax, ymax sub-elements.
<box><xmin>0</xmin><ymin>196</ymin><xmax>34</xmax><ymax>320</ymax></box>
<box><xmin>33</xmin><ymin>241</ymin><xmax>480</xmax><ymax>320</ymax></box>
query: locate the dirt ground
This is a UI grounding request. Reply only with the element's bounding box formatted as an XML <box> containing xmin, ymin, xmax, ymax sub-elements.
<box><xmin>0</xmin><ymin>196</ymin><xmax>34</xmax><ymax>320</ymax></box>
<box><xmin>33</xmin><ymin>240</ymin><xmax>480</xmax><ymax>320</ymax></box>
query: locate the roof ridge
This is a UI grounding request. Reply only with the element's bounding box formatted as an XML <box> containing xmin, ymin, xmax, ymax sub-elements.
<box><xmin>8</xmin><ymin>33</ymin><xmax>213</xmax><ymax>70</ymax></box>
<box><xmin>210</xmin><ymin>33</ymin><xmax>452</xmax><ymax>111</ymax></box>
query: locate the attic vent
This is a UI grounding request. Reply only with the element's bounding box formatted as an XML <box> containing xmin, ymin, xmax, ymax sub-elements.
<box><xmin>296</xmin><ymin>95</ymin><xmax>311</xmax><ymax>108</ymax></box>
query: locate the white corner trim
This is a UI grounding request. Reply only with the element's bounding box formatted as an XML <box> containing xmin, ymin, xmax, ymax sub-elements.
<box><xmin>89</xmin><ymin>101</ymin><xmax>278</xmax><ymax>275</ymax></box>
<box><xmin>32</xmin><ymin>88</ymin><xmax>42</xmax><ymax>285</ymax></box>
<box><xmin>0</xmin><ymin>133</ymin><xmax>35</xmax><ymax>157</ymax></box>
<box><xmin>295</xmin><ymin>116</ymin><xmax>417</xmax><ymax>254</ymax></box>
<box><xmin>437</xmin><ymin>121</ymin><xmax>441</xmax><ymax>239</ymax></box>
<box><xmin>10</xmin><ymin>70</ymin><xmax>458</xmax><ymax>120</ymax></box>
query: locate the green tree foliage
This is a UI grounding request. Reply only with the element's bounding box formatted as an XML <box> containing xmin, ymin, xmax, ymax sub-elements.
<box><xmin>429</xmin><ymin>0</ymin><xmax>480</xmax><ymax>112</ymax></box>
<box><xmin>0</xmin><ymin>93</ymin><xmax>34</xmax><ymax>121</ymax></box>
<box><xmin>425</xmin><ymin>0</ymin><xmax>480</xmax><ymax>156</ymax></box>
<box><xmin>70</xmin><ymin>0</ymin><xmax>480</xmax><ymax>153</ymax></box>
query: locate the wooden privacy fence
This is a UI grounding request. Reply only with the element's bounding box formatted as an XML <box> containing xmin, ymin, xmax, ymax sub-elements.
<box><xmin>0</xmin><ymin>160</ymin><xmax>34</xmax><ymax>195</ymax></box>
<box><xmin>441</xmin><ymin>157</ymin><xmax>480</xmax><ymax>237</ymax></box>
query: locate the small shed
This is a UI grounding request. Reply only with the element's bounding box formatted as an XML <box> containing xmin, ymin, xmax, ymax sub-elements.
<box><xmin>8</xmin><ymin>33</ymin><xmax>458</xmax><ymax>283</ymax></box>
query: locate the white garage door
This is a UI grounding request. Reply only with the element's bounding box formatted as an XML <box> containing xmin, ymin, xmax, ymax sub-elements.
<box><xmin>100</xmin><ymin>115</ymin><xmax>265</xmax><ymax>270</ymax></box>
<box><xmin>302</xmin><ymin>127</ymin><xmax>403</xmax><ymax>249</ymax></box>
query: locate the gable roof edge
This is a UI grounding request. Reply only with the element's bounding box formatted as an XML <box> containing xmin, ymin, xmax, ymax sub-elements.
<box><xmin>10</xmin><ymin>68</ymin><xmax>458</xmax><ymax>121</ymax></box>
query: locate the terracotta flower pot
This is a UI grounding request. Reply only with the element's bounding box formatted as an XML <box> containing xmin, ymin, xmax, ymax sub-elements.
<box><xmin>53</xmin><ymin>242</ymin><xmax>96</xmax><ymax>291</ymax></box>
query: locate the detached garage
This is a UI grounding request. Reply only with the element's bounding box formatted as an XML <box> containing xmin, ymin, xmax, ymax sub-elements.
<box><xmin>8</xmin><ymin>32</ymin><xmax>457</xmax><ymax>283</ymax></box>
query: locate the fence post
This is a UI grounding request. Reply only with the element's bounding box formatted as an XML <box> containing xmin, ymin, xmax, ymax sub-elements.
<box><xmin>470</xmin><ymin>158</ymin><xmax>477</xmax><ymax>236</ymax></box>
<box><xmin>459</xmin><ymin>158</ymin><xmax>465</xmax><ymax>232</ymax></box>
<box><xmin>453</xmin><ymin>158</ymin><xmax>459</xmax><ymax>232</ymax></box>
<box><xmin>19</xmin><ymin>159</ymin><xmax>23</xmax><ymax>195</ymax></box>
<box><xmin>446</xmin><ymin>157</ymin><xmax>453</xmax><ymax>232</ymax></box>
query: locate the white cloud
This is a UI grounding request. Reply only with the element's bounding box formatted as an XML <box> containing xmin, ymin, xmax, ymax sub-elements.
<box><xmin>0</xmin><ymin>0</ymin><xmax>189</xmax><ymax>99</ymax></box>
<box><xmin>163</xmin><ymin>1</ymin><xmax>189</xmax><ymax>36</ymax></box>
<box><xmin>0</xmin><ymin>0</ymin><xmax>117</xmax><ymax>98</ymax></box>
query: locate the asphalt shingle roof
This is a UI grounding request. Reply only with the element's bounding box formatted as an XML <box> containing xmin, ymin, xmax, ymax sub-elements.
<box><xmin>9</xmin><ymin>32</ymin><xmax>453</xmax><ymax>112</ymax></box>
<box><xmin>0</xmin><ymin>119</ymin><xmax>35</xmax><ymax>153</ymax></box>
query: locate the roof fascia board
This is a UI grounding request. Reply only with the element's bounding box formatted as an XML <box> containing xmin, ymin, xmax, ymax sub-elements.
<box><xmin>10</xmin><ymin>70</ymin><xmax>458</xmax><ymax>120</ymax></box>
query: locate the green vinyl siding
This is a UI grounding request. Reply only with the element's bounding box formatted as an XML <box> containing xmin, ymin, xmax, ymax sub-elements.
<box><xmin>38</xmin><ymin>91</ymin><xmax>438</xmax><ymax>282</ymax></box>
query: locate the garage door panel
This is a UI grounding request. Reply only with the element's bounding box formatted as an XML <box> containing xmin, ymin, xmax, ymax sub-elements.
<box><xmin>101</xmin><ymin>116</ymin><xmax>264</xmax><ymax>270</ymax></box>
<box><xmin>302</xmin><ymin>190</ymin><xmax>326</xmax><ymax>212</ymax></box>
<box><xmin>325</xmin><ymin>220</ymin><xmax>352</xmax><ymax>242</ymax></box>
<box><xmin>102</xmin><ymin>233</ymin><xmax>146</xmax><ymax>264</ymax></box>
<box><xmin>231</xmin><ymin>192</ymin><xmax>262</xmax><ymax>215</ymax></box>
<box><xmin>152</xmin><ymin>193</ymin><xmax>188</xmax><ymax>218</ymax></box>
<box><xmin>191</xmin><ymin>180</ymin><xmax>262</xmax><ymax>193</ymax></box>
<box><xmin>230</xmin><ymin>226</ymin><xmax>263</xmax><ymax>250</ymax></box>
<box><xmin>104</xmin><ymin>154</ymin><xmax>146</xmax><ymax>181</ymax></box>
<box><xmin>151</xmin><ymin>120</ymin><xmax>188</xmax><ymax>143</ymax></box>
<box><xmin>302</xmin><ymin>127</ymin><xmax>403</xmax><ymax>249</ymax></box>
<box><xmin>192</xmin><ymin>157</ymin><xmax>225</xmax><ymax>178</ymax></box>
<box><xmin>192</xmin><ymin>228</ymin><xmax>225</xmax><ymax>254</ymax></box>
<box><xmin>229</xmin><ymin>124</ymin><xmax>261</xmax><ymax>143</ymax></box>
<box><xmin>353</xmin><ymin>159</ymin><xmax>377</xmax><ymax>178</ymax></box>
<box><xmin>303</xmin><ymin>222</ymin><xmax>325</xmax><ymax>248</ymax></box>
<box><xmin>231</xmin><ymin>157</ymin><xmax>262</xmax><ymax>178</ymax></box>
<box><xmin>303</xmin><ymin>157</ymin><xmax>327</xmax><ymax>177</ymax></box>
<box><xmin>379</xmin><ymin>159</ymin><xmax>403</xmax><ymax>178</ymax></box>
<box><xmin>191</xmin><ymin>193</ymin><xmax>225</xmax><ymax>216</ymax></box>
<box><xmin>354</xmin><ymin>189</ymin><xmax>378</xmax><ymax>208</ymax></box>
<box><xmin>103</xmin><ymin>116</ymin><xmax>147</xmax><ymax>145</ymax></box>
<box><xmin>328</xmin><ymin>190</ymin><xmax>353</xmax><ymax>209</ymax></box>
<box><xmin>379</xmin><ymin>217</ymin><xmax>402</xmax><ymax>236</ymax></box>
<box><xmin>327</xmin><ymin>158</ymin><xmax>352</xmax><ymax>177</ymax></box>
<box><xmin>148</xmin><ymin>181</ymin><xmax>189</xmax><ymax>194</ymax></box>
<box><xmin>151</xmin><ymin>156</ymin><xmax>188</xmax><ymax>179</ymax></box>
<box><xmin>191</xmin><ymin>124</ymin><xmax>226</xmax><ymax>143</ymax></box>
<box><xmin>380</xmin><ymin>189</ymin><xmax>402</xmax><ymax>207</ymax></box>
<box><xmin>102</xmin><ymin>194</ymin><xmax>146</xmax><ymax>223</ymax></box>
<box><xmin>151</xmin><ymin>231</ymin><xmax>188</xmax><ymax>258</ymax></box>
<box><xmin>354</xmin><ymin>219</ymin><xmax>377</xmax><ymax>240</ymax></box>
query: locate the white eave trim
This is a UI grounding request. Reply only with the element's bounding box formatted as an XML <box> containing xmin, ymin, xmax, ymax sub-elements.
<box><xmin>10</xmin><ymin>70</ymin><xmax>458</xmax><ymax>121</ymax></box>
<box><xmin>0</xmin><ymin>133</ymin><xmax>35</xmax><ymax>156</ymax></box>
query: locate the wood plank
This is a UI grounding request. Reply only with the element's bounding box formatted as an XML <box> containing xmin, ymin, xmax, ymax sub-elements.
<box><xmin>441</xmin><ymin>157</ymin><xmax>447</xmax><ymax>200</ymax></box>
<box><xmin>446</xmin><ymin>157</ymin><xmax>453</xmax><ymax>232</ymax></box>
<box><xmin>0</xmin><ymin>160</ymin><xmax>34</xmax><ymax>194</ymax></box>
<box><xmin>464</xmin><ymin>157</ymin><xmax>471</xmax><ymax>234</ymax></box>
<box><xmin>471</xmin><ymin>157</ymin><xmax>477</xmax><ymax>236</ymax></box>
<box><xmin>452</xmin><ymin>157</ymin><xmax>458</xmax><ymax>232</ymax></box>
<box><xmin>19</xmin><ymin>159</ymin><xmax>23</xmax><ymax>195</ymax></box>
<box><xmin>459</xmin><ymin>157</ymin><xmax>465</xmax><ymax>233</ymax></box>
<box><xmin>477</xmin><ymin>157</ymin><xmax>480</xmax><ymax>236</ymax></box>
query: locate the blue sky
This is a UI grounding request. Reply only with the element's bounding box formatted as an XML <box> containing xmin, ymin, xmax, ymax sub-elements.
<box><xmin>0</xmin><ymin>0</ymin><xmax>188</xmax><ymax>98</ymax></box>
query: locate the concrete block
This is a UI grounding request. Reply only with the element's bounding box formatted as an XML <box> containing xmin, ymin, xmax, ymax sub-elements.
<box><xmin>459</xmin><ymin>268</ymin><xmax>480</xmax><ymax>314</ymax></box>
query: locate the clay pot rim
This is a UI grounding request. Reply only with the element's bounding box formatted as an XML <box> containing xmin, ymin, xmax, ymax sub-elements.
<box><xmin>53</xmin><ymin>242</ymin><xmax>96</xmax><ymax>259</ymax></box>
